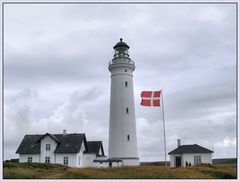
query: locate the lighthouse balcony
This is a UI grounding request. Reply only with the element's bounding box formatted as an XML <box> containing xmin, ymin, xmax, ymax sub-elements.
<box><xmin>109</xmin><ymin>58</ymin><xmax>135</xmax><ymax>67</ymax></box>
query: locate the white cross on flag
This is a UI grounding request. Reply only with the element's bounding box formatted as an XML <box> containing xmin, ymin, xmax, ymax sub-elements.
<box><xmin>140</xmin><ymin>91</ymin><xmax>161</xmax><ymax>107</ymax></box>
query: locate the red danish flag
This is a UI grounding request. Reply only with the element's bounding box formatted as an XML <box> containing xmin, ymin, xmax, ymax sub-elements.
<box><xmin>140</xmin><ymin>91</ymin><xmax>161</xmax><ymax>107</ymax></box>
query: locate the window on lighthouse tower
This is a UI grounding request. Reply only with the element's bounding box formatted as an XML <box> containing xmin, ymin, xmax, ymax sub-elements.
<box><xmin>125</xmin><ymin>81</ymin><xmax>128</xmax><ymax>87</ymax></box>
<box><xmin>126</xmin><ymin>108</ymin><xmax>129</xmax><ymax>113</ymax></box>
<box><xmin>127</xmin><ymin>135</ymin><xmax>130</xmax><ymax>141</ymax></box>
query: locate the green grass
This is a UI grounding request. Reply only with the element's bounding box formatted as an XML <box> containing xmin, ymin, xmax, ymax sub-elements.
<box><xmin>3</xmin><ymin>162</ymin><xmax>237</xmax><ymax>179</ymax></box>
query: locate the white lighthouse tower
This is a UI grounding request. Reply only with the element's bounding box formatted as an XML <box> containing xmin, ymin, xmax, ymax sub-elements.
<box><xmin>108</xmin><ymin>38</ymin><xmax>139</xmax><ymax>166</ymax></box>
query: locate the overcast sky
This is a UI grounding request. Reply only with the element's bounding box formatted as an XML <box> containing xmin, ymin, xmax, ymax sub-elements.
<box><xmin>3</xmin><ymin>3</ymin><xmax>236</xmax><ymax>162</ymax></box>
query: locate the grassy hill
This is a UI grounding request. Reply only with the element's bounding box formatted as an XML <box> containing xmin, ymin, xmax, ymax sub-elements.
<box><xmin>3</xmin><ymin>161</ymin><xmax>236</xmax><ymax>179</ymax></box>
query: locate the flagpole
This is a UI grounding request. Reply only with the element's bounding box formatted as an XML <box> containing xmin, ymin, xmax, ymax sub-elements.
<box><xmin>161</xmin><ymin>90</ymin><xmax>167</xmax><ymax>167</ymax></box>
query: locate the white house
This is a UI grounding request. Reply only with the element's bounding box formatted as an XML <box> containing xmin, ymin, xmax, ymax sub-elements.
<box><xmin>168</xmin><ymin>139</ymin><xmax>213</xmax><ymax>168</ymax></box>
<box><xmin>16</xmin><ymin>131</ymin><xmax>122</xmax><ymax>168</ymax></box>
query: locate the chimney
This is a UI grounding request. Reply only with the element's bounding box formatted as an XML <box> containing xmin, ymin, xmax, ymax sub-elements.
<box><xmin>177</xmin><ymin>139</ymin><xmax>181</xmax><ymax>147</ymax></box>
<box><xmin>63</xmin><ymin>129</ymin><xmax>67</xmax><ymax>135</ymax></box>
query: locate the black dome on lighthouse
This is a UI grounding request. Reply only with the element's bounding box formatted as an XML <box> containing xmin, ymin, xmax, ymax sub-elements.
<box><xmin>113</xmin><ymin>38</ymin><xmax>130</xmax><ymax>50</ymax></box>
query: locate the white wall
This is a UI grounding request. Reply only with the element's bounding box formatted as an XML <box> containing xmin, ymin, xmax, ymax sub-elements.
<box><xmin>183</xmin><ymin>153</ymin><xmax>212</xmax><ymax>166</ymax></box>
<box><xmin>96</xmin><ymin>156</ymin><xmax>107</xmax><ymax>160</ymax></box>
<box><xmin>122</xmin><ymin>159</ymin><xmax>139</xmax><ymax>166</ymax></box>
<box><xmin>169</xmin><ymin>154</ymin><xmax>175</xmax><ymax>168</ymax></box>
<box><xmin>76</xmin><ymin>141</ymin><xmax>85</xmax><ymax>167</ymax></box>
<box><xmin>54</xmin><ymin>142</ymin><xmax>86</xmax><ymax>167</ymax></box>
<box><xmin>19</xmin><ymin>154</ymin><xmax>40</xmax><ymax>163</ymax></box>
<box><xmin>112</xmin><ymin>161</ymin><xmax>123</xmax><ymax>167</ymax></box>
<box><xmin>83</xmin><ymin>153</ymin><xmax>96</xmax><ymax>167</ymax></box>
<box><xmin>40</xmin><ymin>135</ymin><xmax>58</xmax><ymax>164</ymax></box>
<box><xmin>93</xmin><ymin>162</ymin><xmax>109</xmax><ymax>168</ymax></box>
<box><xmin>169</xmin><ymin>153</ymin><xmax>212</xmax><ymax>167</ymax></box>
<box><xmin>98</xmin><ymin>147</ymin><xmax>102</xmax><ymax>156</ymax></box>
<box><xmin>55</xmin><ymin>153</ymin><xmax>78</xmax><ymax>167</ymax></box>
<box><xmin>93</xmin><ymin>161</ymin><xmax>123</xmax><ymax>168</ymax></box>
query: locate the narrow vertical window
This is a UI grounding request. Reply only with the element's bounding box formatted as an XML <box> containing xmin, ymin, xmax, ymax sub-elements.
<box><xmin>126</xmin><ymin>107</ymin><xmax>129</xmax><ymax>113</ymax></box>
<box><xmin>45</xmin><ymin>156</ymin><xmax>50</xmax><ymax>163</ymax></box>
<box><xmin>64</xmin><ymin>156</ymin><xmax>69</xmax><ymax>166</ymax></box>
<box><xmin>127</xmin><ymin>135</ymin><xmax>130</xmax><ymax>141</ymax></box>
<box><xmin>46</xmin><ymin>144</ymin><xmax>50</xmax><ymax>151</ymax></box>
<box><xmin>78</xmin><ymin>156</ymin><xmax>81</xmax><ymax>166</ymax></box>
<box><xmin>125</xmin><ymin>81</ymin><xmax>128</xmax><ymax>87</ymax></box>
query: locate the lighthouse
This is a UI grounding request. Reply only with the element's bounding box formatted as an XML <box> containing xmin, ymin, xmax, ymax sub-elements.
<box><xmin>108</xmin><ymin>38</ymin><xmax>139</xmax><ymax>166</ymax></box>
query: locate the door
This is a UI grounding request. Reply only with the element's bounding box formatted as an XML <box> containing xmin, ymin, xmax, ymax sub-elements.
<box><xmin>109</xmin><ymin>162</ymin><xmax>112</xmax><ymax>167</ymax></box>
<box><xmin>175</xmin><ymin>156</ymin><xmax>182</xmax><ymax>167</ymax></box>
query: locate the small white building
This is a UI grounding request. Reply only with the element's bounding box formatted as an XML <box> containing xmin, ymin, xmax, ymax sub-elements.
<box><xmin>168</xmin><ymin>139</ymin><xmax>213</xmax><ymax>168</ymax></box>
<box><xmin>16</xmin><ymin>131</ymin><xmax>122</xmax><ymax>168</ymax></box>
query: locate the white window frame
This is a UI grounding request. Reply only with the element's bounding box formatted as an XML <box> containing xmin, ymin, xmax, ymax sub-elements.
<box><xmin>63</xmin><ymin>156</ymin><xmax>69</xmax><ymax>166</ymax></box>
<box><xmin>46</xmin><ymin>144</ymin><xmax>51</xmax><ymax>151</ymax></box>
<box><xmin>194</xmin><ymin>156</ymin><xmax>201</xmax><ymax>164</ymax></box>
<box><xmin>27</xmin><ymin>156</ymin><xmax>32</xmax><ymax>163</ymax></box>
<box><xmin>45</xmin><ymin>156</ymin><xmax>50</xmax><ymax>163</ymax></box>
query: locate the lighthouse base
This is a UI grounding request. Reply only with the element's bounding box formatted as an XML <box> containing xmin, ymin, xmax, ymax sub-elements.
<box><xmin>108</xmin><ymin>157</ymin><xmax>140</xmax><ymax>166</ymax></box>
